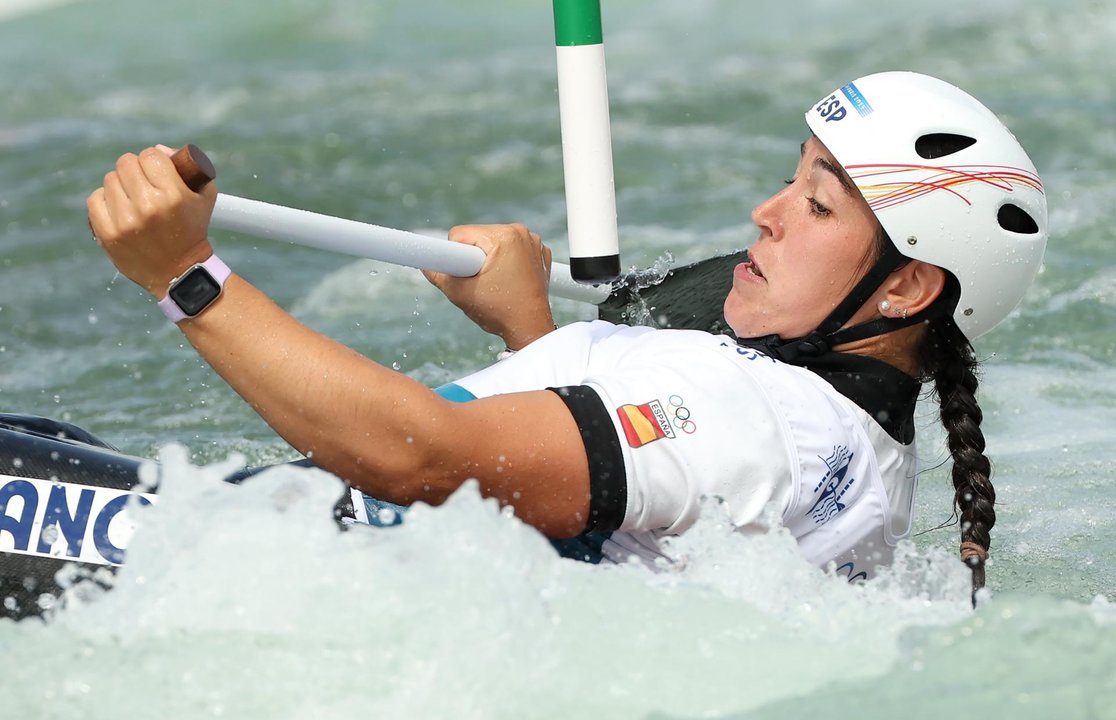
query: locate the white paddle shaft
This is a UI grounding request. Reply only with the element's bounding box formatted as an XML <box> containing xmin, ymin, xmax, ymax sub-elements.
<box><xmin>210</xmin><ymin>194</ymin><xmax>611</xmax><ymax>304</ymax></box>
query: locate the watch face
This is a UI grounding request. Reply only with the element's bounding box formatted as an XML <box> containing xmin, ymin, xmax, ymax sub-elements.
<box><xmin>168</xmin><ymin>267</ymin><xmax>222</xmax><ymax>317</ymax></box>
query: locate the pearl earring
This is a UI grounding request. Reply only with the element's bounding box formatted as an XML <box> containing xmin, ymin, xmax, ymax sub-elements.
<box><xmin>878</xmin><ymin>300</ymin><xmax>891</xmax><ymax>313</ymax></box>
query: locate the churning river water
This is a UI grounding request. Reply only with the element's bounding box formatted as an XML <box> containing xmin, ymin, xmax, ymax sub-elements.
<box><xmin>1</xmin><ymin>0</ymin><xmax>1115</xmax><ymax>717</ymax></box>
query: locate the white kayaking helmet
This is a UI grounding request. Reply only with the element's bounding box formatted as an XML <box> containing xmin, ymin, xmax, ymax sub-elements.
<box><xmin>805</xmin><ymin>71</ymin><xmax>1047</xmax><ymax>340</ymax></box>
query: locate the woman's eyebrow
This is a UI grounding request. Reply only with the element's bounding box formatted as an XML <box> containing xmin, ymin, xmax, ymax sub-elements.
<box><xmin>800</xmin><ymin>141</ymin><xmax>857</xmax><ymax>197</ymax></box>
<box><xmin>814</xmin><ymin>156</ymin><xmax>858</xmax><ymax>197</ymax></box>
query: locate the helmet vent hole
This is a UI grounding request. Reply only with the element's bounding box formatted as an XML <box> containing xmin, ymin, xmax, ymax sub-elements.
<box><xmin>998</xmin><ymin>203</ymin><xmax>1039</xmax><ymax>234</ymax></box>
<box><xmin>915</xmin><ymin>133</ymin><xmax>977</xmax><ymax>159</ymax></box>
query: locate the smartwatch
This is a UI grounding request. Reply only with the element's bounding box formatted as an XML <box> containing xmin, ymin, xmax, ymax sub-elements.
<box><xmin>157</xmin><ymin>255</ymin><xmax>232</xmax><ymax>323</ymax></box>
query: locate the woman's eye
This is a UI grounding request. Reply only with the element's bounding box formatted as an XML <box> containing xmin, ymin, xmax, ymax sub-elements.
<box><xmin>784</xmin><ymin>178</ymin><xmax>796</xmax><ymax>185</ymax></box>
<box><xmin>807</xmin><ymin>197</ymin><xmax>831</xmax><ymax>217</ymax></box>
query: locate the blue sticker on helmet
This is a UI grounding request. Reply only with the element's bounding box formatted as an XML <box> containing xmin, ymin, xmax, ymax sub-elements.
<box><xmin>840</xmin><ymin>82</ymin><xmax>873</xmax><ymax>117</ymax></box>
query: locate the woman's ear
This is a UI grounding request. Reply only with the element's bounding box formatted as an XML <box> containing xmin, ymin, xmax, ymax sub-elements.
<box><xmin>881</xmin><ymin>261</ymin><xmax>947</xmax><ymax>316</ymax></box>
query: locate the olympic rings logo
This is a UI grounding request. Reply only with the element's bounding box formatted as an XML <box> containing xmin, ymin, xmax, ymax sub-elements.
<box><xmin>668</xmin><ymin>395</ymin><xmax>697</xmax><ymax>434</ymax></box>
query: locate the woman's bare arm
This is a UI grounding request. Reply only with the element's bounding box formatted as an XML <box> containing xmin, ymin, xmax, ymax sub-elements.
<box><xmin>87</xmin><ymin>147</ymin><xmax>591</xmax><ymax>537</ymax></box>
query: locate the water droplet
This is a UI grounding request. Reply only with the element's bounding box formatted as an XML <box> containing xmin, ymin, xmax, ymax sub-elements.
<box><xmin>391</xmin><ymin>361</ymin><xmax>401</xmax><ymax>370</ymax></box>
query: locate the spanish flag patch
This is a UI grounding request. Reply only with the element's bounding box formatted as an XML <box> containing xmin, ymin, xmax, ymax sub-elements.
<box><xmin>616</xmin><ymin>399</ymin><xmax>675</xmax><ymax>448</ymax></box>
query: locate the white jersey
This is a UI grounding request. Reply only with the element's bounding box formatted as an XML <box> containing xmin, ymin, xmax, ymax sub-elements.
<box><xmin>451</xmin><ymin>320</ymin><xmax>920</xmax><ymax>581</ymax></box>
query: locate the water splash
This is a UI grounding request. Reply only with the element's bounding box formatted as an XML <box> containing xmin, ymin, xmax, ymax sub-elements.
<box><xmin>7</xmin><ymin>451</ymin><xmax>1094</xmax><ymax>719</ymax></box>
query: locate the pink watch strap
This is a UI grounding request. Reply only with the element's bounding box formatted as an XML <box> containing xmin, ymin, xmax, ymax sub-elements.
<box><xmin>157</xmin><ymin>254</ymin><xmax>232</xmax><ymax>323</ymax></box>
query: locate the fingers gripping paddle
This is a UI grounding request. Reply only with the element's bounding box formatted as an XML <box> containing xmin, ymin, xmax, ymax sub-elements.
<box><xmin>168</xmin><ymin>144</ymin><xmax>740</xmax><ymax>335</ymax></box>
<box><xmin>169</xmin><ymin>142</ymin><xmax>216</xmax><ymax>192</ymax></box>
<box><xmin>168</xmin><ymin>145</ymin><xmax>611</xmax><ymax>304</ymax></box>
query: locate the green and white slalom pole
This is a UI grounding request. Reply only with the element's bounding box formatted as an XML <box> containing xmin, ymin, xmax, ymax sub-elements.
<box><xmin>553</xmin><ymin>0</ymin><xmax>620</xmax><ymax>284</ymax></box>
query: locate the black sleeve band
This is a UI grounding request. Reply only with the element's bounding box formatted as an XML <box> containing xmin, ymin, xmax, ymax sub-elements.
<box><xmin>547</xmin><ymin>385</ymin><xmax>627</xmax><ymax>534</ymax></box>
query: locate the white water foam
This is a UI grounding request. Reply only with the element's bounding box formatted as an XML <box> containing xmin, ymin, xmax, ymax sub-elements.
<box><xmin>0</xmin><ymin>448</ymin><xmax>1008</xmax><ymax>719</ymax></box>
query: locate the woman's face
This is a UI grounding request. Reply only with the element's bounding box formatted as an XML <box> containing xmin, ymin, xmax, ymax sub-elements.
<box><xmin>724</xmin><ymin>136</ymin><xmax>882</xmax><ymax>339</ymax></box>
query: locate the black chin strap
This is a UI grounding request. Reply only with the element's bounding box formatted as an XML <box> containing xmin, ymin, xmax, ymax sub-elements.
<box><xmin>737</xmin><ymin>241</ymin><xmax>956</xmax><ymax>366</ymax></box>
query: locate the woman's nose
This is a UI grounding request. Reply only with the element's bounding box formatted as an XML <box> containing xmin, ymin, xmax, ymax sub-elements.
<box><xmin>751</xmin><ymin>187</ymin><xmax>787</xmax><ymax>241</ymax></box>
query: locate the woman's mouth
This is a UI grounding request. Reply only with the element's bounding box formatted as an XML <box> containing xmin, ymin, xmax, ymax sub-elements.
<box><xmin>734</xmin><ymin>259</ymin><xmax>766</xmax><ymax>283</ymax></box>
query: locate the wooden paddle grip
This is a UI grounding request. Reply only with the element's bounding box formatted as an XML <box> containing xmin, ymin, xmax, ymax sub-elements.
<box><xmin>170</xmin><ymin>144</ymin><xmax>217</xmax><ymax>192</ymax></box>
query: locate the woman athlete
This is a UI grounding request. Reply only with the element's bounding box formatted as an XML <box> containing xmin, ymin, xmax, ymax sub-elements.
<box><xmin>87</xmin><ymin>71</ymin><xmax>1047</xmax><ymax>598</ymax></box>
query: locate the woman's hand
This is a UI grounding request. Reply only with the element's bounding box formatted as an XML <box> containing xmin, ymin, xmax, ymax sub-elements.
<box><xmin>86</xmin><ymin>145</ymin><xmax>219</xmax><ymax>297</ymax></box>
<box><xmin>424</xmin><ymin>223</ymin><xmax>556</xmax><ymax>350</ymax></box>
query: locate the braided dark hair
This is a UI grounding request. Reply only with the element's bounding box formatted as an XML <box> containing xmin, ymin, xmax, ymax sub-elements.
<box><xmin>865</xmin><ymin>221</ymin><xmax>995</xmax><ymax>600</ymax></box>
<box><xmin>917</xmin><ymin>310</ymin><xmax>994</xmax><ymax>599</ymax></box>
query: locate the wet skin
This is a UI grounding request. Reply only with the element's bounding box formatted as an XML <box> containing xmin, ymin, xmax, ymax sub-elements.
<box><xmin>724</xmin><ymin>136</ymin><xmax>880</xmax><ymax>340</ymax></box>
